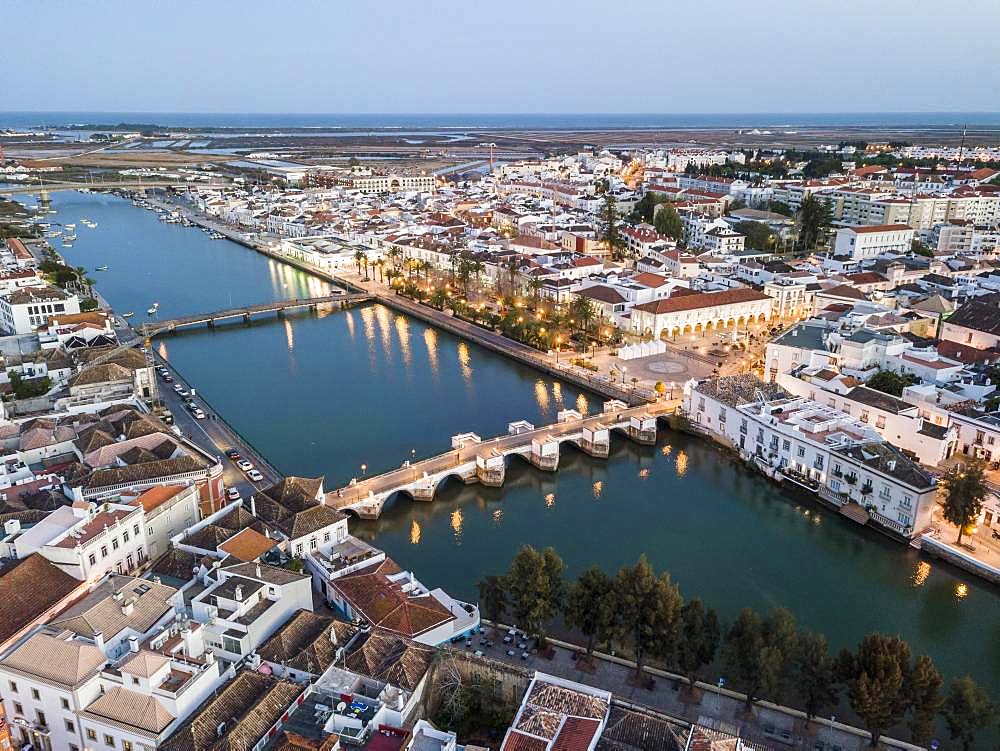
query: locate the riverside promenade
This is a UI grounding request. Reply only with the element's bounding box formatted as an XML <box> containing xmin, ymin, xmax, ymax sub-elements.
<box><xmin>145</xmin><ymin>192</ymin><xmax>657</xmax><ymax>407</ymax></box>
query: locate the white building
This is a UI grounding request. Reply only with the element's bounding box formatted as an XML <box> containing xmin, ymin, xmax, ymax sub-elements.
<box><xmin>687</xmin><ymin>377</ymin><xmax>938</xmax><ymax>538</ymax></box>
<box><xmin>121</xmin><ymin>484</ymin><xmax>200</xmax><ymax>562</ymax></box>
<box><xmin>191</xmin><ymin>561</ymin><xmax>313</xmax><ymax>662</ymax></box>
<box><xmin>630</xmin><ymin>288</ymin><xmax>773</xmax><ymax>339</ymax></box>
<box><xmin>0</xmin><ymin>285</ymin><xmax>81</xmax><ymax>335</ymax></box>
<box><xmin>833</xmin><ymin>224</ymin><xmax>914</xmax><ymax>260</ymax></box>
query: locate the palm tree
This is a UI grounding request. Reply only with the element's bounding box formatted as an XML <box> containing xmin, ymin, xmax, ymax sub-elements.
<box><xmin>375</xmin><ymin>258</ymin><xmax>386</xmax><ymax>283</ymax></box>
<box><xmin>528</xmin><ymin>277</ymin><xmax>543</xmax><ymax>303</ymax></box>
<box><xmin>387</xmin><ymin>247</ymin><xmax>403</xmax><ymax>270</ymax></box>
<box><xmin>353</xmin><ymin>249</ymin><xmax>367</xmax><ymax>275</ymax></box>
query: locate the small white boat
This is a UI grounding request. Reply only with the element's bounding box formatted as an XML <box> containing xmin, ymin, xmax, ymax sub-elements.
<box><xmin>63</xmin><ymin>234</ymin><xmax>77</xmax><ymax>242</ymax></box>
<box><xmin>96</xmin><ymin>265</ymin><xmax>108</xmax><ymax>271</ymax></box>
<box><xmin>147</xmin><ymin>307</ymin><xmax>157</xmax><ymax>315</ymax></box>
<box><xmin>122</xmin><ymin>312</ymin><xmax>134</xmax><ymax>318</ymax></box>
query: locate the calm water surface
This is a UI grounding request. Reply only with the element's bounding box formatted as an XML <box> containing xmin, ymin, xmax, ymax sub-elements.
<box><xmin>34</xmin><ymin>190</ymin><xmax>1000</xmax><ymax>715</ymax></box>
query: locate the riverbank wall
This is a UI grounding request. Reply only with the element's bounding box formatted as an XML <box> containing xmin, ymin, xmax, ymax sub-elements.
<box><xmin>920</xmin><ymin>534</ymin><xmax>1000</xmax><ymax>585</ymax></box>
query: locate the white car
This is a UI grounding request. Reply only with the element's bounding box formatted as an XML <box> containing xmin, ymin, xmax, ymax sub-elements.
<box><xmin>247</xmin><ymin>469</ymin><xmax>264</xmax><ymax>482</ymax></box>
<box><xmin>172</xmin><ymin>384</ymin><xmax>184</xmax><ymax>392</ymax></box>
<box><xmin>193</xmin><ymin>409</ymin><xmax>206</xmax><ymax>420</ymax></box>
<box><xmin>237</xmin><ymin>459</ymin><xmax>254</xmax><ymax>472</ymax></box>
<box><xmin>226</xmin><ymin>487</ymin><xmax>241</xmax><ymax>501</ymax></box>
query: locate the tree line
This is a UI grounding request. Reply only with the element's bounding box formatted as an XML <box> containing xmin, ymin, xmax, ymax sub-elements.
<box><xmin>479</xmin><ymin>547</ymin><xmax>995</xmax><ymax>749</ymax></box>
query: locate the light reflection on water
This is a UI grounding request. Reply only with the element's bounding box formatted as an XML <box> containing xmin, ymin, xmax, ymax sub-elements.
<box><xmin>912</xmin><ymin>560</ymin><xmax>931</xmax><ymax>587</ymax></box>
<box><xmin>675</xmin><ymin>450</ymin><xmax>689</xmax><ymax>478</ymax></box>
<box><xmin>450</xmin><ymin>508</ymin><xmax>463</xmax><ymax>542</ymax></box>
<box><xmin>284</xmin><ymin>319</ymin><xmax>295</xmax><ymax>352</ymax></box>
<box><xmin>534</xmin><ymin>380</ymin><xmax>550</xmax><ymax>412</ymax></box>
<box><xmin>410</xmin><ymin>519</ymin><xmax>421</xmax><ymax>546</ymax></box>
<box><xmin>457</xmin><ymin>341</ymin><xmax>473</xmax><ymax>386</ymax></box>
<box><xmin>424</xmin><ymin>328</ymin><xmax>439</xmax><ymax>379</ymax></box>
<box><xmin>395</xmin><ymin>315</ymin><xmax>412</xmax><ymax>369</ymax></box>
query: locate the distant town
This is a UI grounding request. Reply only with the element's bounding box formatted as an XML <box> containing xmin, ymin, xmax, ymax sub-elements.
<box><xmin>0</xmin><ymin>123</ymin><xmax>998</xmax><ymax>751</ymax></box>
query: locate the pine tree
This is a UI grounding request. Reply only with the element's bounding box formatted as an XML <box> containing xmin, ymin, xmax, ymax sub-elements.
<box><xmin>942</xmin><ymin>676</ymin><xmax>996</xmax><ymax>751</ymax></box>
<box><xmin>940</xmin><ymin>462</ymin><xmax>988</xmax><ymax>545</ymax></box>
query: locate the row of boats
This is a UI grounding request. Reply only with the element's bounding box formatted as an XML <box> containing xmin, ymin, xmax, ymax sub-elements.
<box><xmin>130</xmin><ymin>195</ymin><xmax>225</xmax><ymax>238</ymax></box>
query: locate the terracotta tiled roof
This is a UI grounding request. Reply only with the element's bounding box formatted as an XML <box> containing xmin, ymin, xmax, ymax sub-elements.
<box><xmin>131</xmin><ymin>485</ymin><xmax>187</xmax><ymax>514</ymax></box>
<box><xmin>0</xmin><ymin>632</ymin><xmax>105</xmax><ymax>686</ymax></box>
<box><xmin>51</xmin><ymin>575</ymin><xmax>176</xmax><ymax>641</ymax></box>
<box><xmin>632</xmin><ymin>288</ymin><xmax>770</xmax><ymax>315</ymax></box>
<box><xmin>84</xmin><ymin>686</ymin><xmax>173</xmax><ymax>734</ymax></box>
<box><xmin>0</xmin><ymin>553</ymin><xmax>80</xmax><ymax>646</ymax></box>
<box><xmin>257</xmin><ymin>610</ymin><xmax>357</xmax><ymax>675</ymax></box>
<box><xmin>343</xmin><ymin>629</ymin><xmax>435</xmax><ymax>691</ymax></box>
<box><xmin>218</xmin><ymin>527</ymin><xmax>276</xmax><ymax>562</ymax></box>
<box><xmin>332</xmin><ymin>557</ymin><xmax>454</xmax><ymax>639</ymax></box>
<box><xmin>162</xmin><ymin>672</ymin><xmax>301</xmax><ymax>751</ymax></box>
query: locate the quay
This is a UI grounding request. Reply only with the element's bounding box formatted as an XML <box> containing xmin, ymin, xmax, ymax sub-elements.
<box><xmin>328</xmin><ymin>399</ymin><xmax>671</xmax><ymax>518</ymax></box>
<box><xmin>138</xmin><ymin>292</ymin><xmax>371</xmax><ymax>336</ymax></box>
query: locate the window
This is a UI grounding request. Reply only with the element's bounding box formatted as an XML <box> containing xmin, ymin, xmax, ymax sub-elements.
<box><xmin>323</xmin><ymin>531</ymin><xmax>331</xmax><ymax>543</ymax></box>
<box><xmin>122</xmin><ymin>742</ymin><xmax>134</xmax><ymax>751</ymax></box>
<box><xmin>87</xmin><ymin>729</ymin><xmax>97</xmax><ymax>742</ymax></box>
<box><xmin>36</xmin><ymin>709</ymin><xmax>46</xmax><ymax>727</ymax></box>
<box><xmin>111</xmin><ymin>538</ymin><xmax>119</xmax><ymax>551</ymax></box>
<box><xmin>65</xmin><ymin>719</ymin><xmax>75</xmax><ymax>733</ymax></box>
<box><xmin>875</xmin><ymin>415</ymin><xmax>886</xmax><ymax>429</ymax></box>
<box><xmin>133</xmin><ymin>524</ymin><xmax>140</xmax><ymax>536</ymax></box>
<box><xmin>105</xmin><ymin>734</ymin><xmax>115</xmax><ymax>746</ymax></box>
<box><xmin>797</xmin><ymin>446</ymin><xmax>806</xmax><ymax>458</ymax></box>
<box><xmin>61</xmin><ymin>698</ymin><xmax>70</xmax><ymax>710</ymax></box>
<box><xmin>101</xmin><ymin>545</ymin><xmax>108</xmax><ymax>558</ymax></box>
<box><xmin>222</xmin><ymin>635</ymin><xmax>242</xmax><ymax>655</ymax></box>
<box><xmin>879</xmin><ymin>484</ymin><xmax>891</xmax><ymax>500</ymax></box>
<box><xmin>70</xmin><ymin>745</ymin><xmax>80</xmax><ymax>751</ymax></box>
<box><xmin>13</xmin><ymin>702</ymin><xmax>22</xmax><ymax>715</ymax></box>
<box><xmin>31</xmin><ymin>688</ymin><xmax>39</xmax><ymax>700</ymax></box>
<box><xmin>294</xmin><ymin>543</ymin><xmax>303</xmax><ymax>555</ymax></box>
<box><xmin>8</xmin><ymin>680</ymin><xmax>16</xmax><ymax>693</ymax></box>
<box><xmin>88</xmin><ymin>553</ymin><xmax>96</xmax><ymax>566</ymax></box>
<box><xmin>782</xmin><ymin>439</ymin><xmax>791</xmax><ymax>451</ymax></box>
<box><xmin>860</xmin><ymin>410</ymin><xmax>870</xmax><ymax>423</ymax></box>
<box><xmin>122</xmin><ymin>530</ymin><xmax>129</xmax><ymax>543</ymax></box>
<box><xmin>310</xmin><ymin>538</ymin><xmax>318</xmax><ymax>550</ymax></box>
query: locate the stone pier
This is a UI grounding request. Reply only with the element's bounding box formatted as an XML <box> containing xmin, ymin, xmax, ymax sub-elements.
<box><xmin>627</xmin><ymin>414</ymin><xmax>658</xmax><ymax>445</ymax></box>
<box><xmin>579</xmin><ymin>424</ymin><xmax>611</xmax><ymax>458</ymax></box>
<box><xmin>476</xmin><ymin>452</ymin><xmax>506</xmax><ymax>486</ymax></box>
<box><xmin>530</xmin><ymin>436</ymin><xmax>560</xmax><ymax>471</ymax></box>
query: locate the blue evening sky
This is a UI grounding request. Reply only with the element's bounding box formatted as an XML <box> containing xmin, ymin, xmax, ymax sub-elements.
<box><xmin>6</xmin><ymin>0</ymin><xmax>999</xmax><ymax>114</ymax></box>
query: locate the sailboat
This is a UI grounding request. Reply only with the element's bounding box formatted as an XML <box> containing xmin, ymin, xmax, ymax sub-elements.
<box><xmin>96</xmin><ymin>265</ymin><xmax>108</xmax><ymax>272</ymax></box>
<box><xmin>147</xmin><ymin>302</ymin><xmax>160</xmax><ymax>316</ymax></box>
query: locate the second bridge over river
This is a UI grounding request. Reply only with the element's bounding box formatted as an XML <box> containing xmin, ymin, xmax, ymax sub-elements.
<box><xmin>327</xmin><ymin>399</ymin><xmax>673</xmax><ymax>518</ymax></box>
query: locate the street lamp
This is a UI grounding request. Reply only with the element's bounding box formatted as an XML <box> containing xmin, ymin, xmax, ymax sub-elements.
<box><xmin>555</xmin><ymin>336</ymin><xmax>562</xmax><ymax>362</ymax></box>
<box><xmin>361</xmin><ymin>463</ymin><xmax>367</xmax><ymax>478</ymax></box>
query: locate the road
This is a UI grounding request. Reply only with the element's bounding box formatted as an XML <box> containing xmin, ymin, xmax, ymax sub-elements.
<box><xmin>151</xmin><ymin>354</ymin><xmax>281</xmax><ymax>502</ymax></box>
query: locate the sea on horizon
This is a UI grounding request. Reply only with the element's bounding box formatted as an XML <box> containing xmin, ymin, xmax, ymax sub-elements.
<box><xmin>2</xmin><ymin>110</ymin><xmax>1000</xmax><ymax>132</ymax></box>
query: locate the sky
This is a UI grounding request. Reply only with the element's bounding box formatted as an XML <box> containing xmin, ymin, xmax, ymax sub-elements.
<box><xmin>6</xmin><ymin>0</ymin><xmax>1000</xmax><ymax>114</ymax></box>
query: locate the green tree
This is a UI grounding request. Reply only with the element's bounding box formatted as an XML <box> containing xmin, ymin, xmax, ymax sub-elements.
<box><xmin>9</xmin><ymin>372</ymin><xmax>52</xmax><ymax>400</ymax></box>
<box><xmin>796</xmin><ymin>194</ymin><xmax>833</xmax><ymax>251</ymax></box>
<box><xmin>793</xmin><ymin>630</ymin><xmax>838</xmax><ymax>721</ymax></box>
<box><xmin>653</xmin><ymin>202</ymin><xmax>684</xmax><ymax>240</ymax></box>
<box><xmin>837</xmin><ymin>633</ymin><xmax>912</xmax><ymax>748</ymax></box>
<box><xmin>504</xmin><ymin>545</ymin><xmax>563</xmax><ymax>640</ymax></box>
<box><xmin>674</xmin><ymin>598</ymin><xmax>720</xmax><ymax>687</ymax></box>
<box><xmin>631</xmin><ymin>191</ymin><xmax>668</xmax><ymax>223</ymax></box>
<box><xmin>569</xmin><ymin>295</ymin><xmax>596</xmax><ymax>335</ymax></box>
<box><xmin>866</xmin><ymin>369</ymin><xmax>918</xmax><ymax>397</ymax></box>
<box><xmin>615</xmin><ymin>556</ymin><xmax>682</xmax><ymax>680</ymax></box>
<box><xmin>733</xmin><ymin>220</ymin><xmax>775</xmax><ymax>251</ymax></box>
<box><xmin>906</xmin><ymin>655</ymin><xmax>943</xmax><ymax>746</ymax></box>
<box><xmin>353</xmin><ymin>248</ymin><xmax>367</xmax><ymax>275</ymax></box>
<box><xmin>563</xmin><ymin>565</ymin><xmax>616</xmax><ymax>658</ymax></box>
<box><xmin>942</xmin><ymin>676</ymin><xmax>996</xmax><ymax>751</ymax></box>
<box><xmin>477</xmin><ymin>575</ymin><xmax>507</xmax><ymax>629</ymax></box>
<box><xmin>600</xmin><ymin>192</ymin><xmax>626</xmax><ymax>260</ymax></box>
<box><xmin>940</xmin><ymin>461</ymin><xmax>988</xmax><ymax>545</ymax></box>
<box><xmin>722</xmin><ymin>608</ymin><xmax>798</xmax><ymax>710</ymax></box>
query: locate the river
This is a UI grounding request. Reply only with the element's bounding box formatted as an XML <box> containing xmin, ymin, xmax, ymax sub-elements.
<box><xmin>32</xmin><ymin>189</ymin><xmax>1000</xmax><ymax>723</ymax></box>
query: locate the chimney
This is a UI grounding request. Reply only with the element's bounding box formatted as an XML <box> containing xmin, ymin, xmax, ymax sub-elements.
<box><xmin>255</xmin><ymin>563</ymin><xmax>262</xmax><ymax>579</ymax></box>
<box><xmin>127</xmin><ymin>636</ymin><xmax>139</xmax><ymax>653</ymax></box>
<box><xmin>152</xmin><ymin>576</ymin><xmax>161</xmax><ymax>585</ymax></box>
<box><xmin>122</xmin><ymin>601</ymin><xmax>135</xmax><ymax>617</ymax></box>
<box><xmin>234</xmin><ymin>585</ymin><xmax>243</xmax><ymax>602</ymax></box>
<box><xmin>249</xmin><ymin>494</ymin><xmax>257</xmax><ymax>517</ymax></box>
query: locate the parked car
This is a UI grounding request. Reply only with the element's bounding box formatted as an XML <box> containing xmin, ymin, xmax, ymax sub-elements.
<box><xmin>225</xmin><ymin>448</ymin><xmax>241</xmax><ymax>460</ymax></box>
<box><xmin>193</xmin><ymin>409</ymin><xmax>206</xmax><ymax>420</ymax></box>
<box><xmin>247</xmin><ymin>469</ymin><xmax>264</xmax><ymax>482</ymax></box>
<box><xmin>237</xmin><ymin>459</ymin><xmax>254</xmax><ymax>472</ymax></box>
<box><xmin>226</xmin><ymin>487</ymin><xmax>241</xmax><ymax>501</ymax></box>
